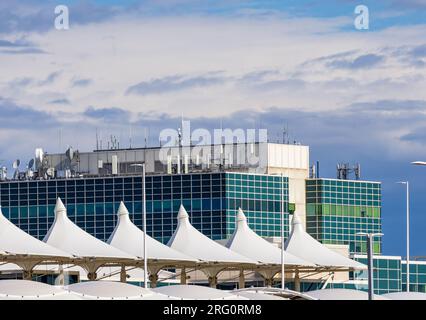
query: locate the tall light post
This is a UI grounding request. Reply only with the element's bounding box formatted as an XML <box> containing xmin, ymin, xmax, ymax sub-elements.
<box><xmin>280</xmin><ymin>173</ymin><xmax>285</xmax><ymax>290</ymax></box>
<box><xmin>131</xmin><ymin>163</ymin><xmax>148</xmax><ymax>288</ymax></box>
<box><xmin>397</xmin><ymin>181</ymin><xmax>410</xmax><ymax>292</ymax></box>
<box><xmin>356</xmin><ymin>232</ymin><xmax>383</xmax><ymax>300</ymax></box>
<box><xmin>410</xmin><ymin>160</ymin><xmax>426</xmax><ymax>291</ymax></box>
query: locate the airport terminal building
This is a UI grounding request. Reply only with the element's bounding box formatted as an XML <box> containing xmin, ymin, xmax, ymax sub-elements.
<box><xmin>0</xmin><ymin>141</ymin><xmax>425</xmax><ymax>293</ymax></box>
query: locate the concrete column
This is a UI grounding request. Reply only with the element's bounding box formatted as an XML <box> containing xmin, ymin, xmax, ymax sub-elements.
<box><xmin>87</xmin><ymin>272</ymin><xmax>97</xmax><ymax>281</ymax></box>
<box><xmin>264</xmin><ymin>278</ymin><xmax>273</xmax><ymax>288</ymax></box>
<box><xmin>208</xmin><ymin>276</ymin><xmax>218</xmax><ymax>288</ymax></box>
<box><xmin>239</xmin><ymin>270</ymin><xmax>245</xmax><ymax>289</ymax></box>
<box><xmin>149</xmin><ymin>273</ymin><xmax>159</xmax><ymax>288</ymax></box>
<box><xmin>180</xmin><ymin>268</ymin><xmax>187</xmax><ymax>285</ymax></box>
<box><xmin>58</xmin><ymin>264</ymin><xmax>65</xmax><ymax>286</ymax></box>
<box><xmin>23</xmin><ymin>270</ymin><xmax>33</xmax><ymax>280</ymax></box>
<box><xmin>294</xmin><ymin>270</ymin><xmax>301</xmax><ymax>292</ymax></box>
<box><xmin>120</xmin><ymin>265</ymin><xmax>127</xmax><ymax>283</ymax></box>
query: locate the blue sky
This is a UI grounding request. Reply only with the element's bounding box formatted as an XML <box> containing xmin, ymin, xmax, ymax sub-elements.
<box><xmin>0</xmin><ymin>0</ymin><xmax>425</xmax><ymax>256</ymax></box>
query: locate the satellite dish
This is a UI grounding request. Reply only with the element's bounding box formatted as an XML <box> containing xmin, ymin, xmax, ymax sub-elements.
<box><xmin>12</xmin><ymin>159</ymin><xmax>20</xmax><ymax>169</ymax></box>
<box><xmin>28</xmin><ymin>159</ymin><xmax>34</xmax><ymax>169</ymax></box>
<box><xmin>12</xmin><ymin>159</ymin><xmax>20</xmax><ymax>180</ymax></box>
<box><xmin>66</xmin><ymin>147</ymin><xmax>74</xmax><ymax>161</ymax></box>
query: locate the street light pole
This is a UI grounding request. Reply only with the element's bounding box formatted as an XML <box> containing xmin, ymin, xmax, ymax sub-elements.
<box><xmin>357</xmin><ymin>232</ymin><xmax>383</xmax><ymax>300</ymax></box>
<box><xmin>280</xmin><ymin>173</ymin><xmax>285</xmax><ymax>290</ymax></box>
<box><xmin>142</xmin><ymin>162</ymin><xmax>147</xmax><ymax>289</ymax></box>
<box><xmin>397</xmin><ymin>181</ymin><xmax>410</xmax><ymax>292</ymax></box>
<box><xmin>131</xmin><ymin>163</ymin><xmax>148</xmax><ymax>288</ymax></box>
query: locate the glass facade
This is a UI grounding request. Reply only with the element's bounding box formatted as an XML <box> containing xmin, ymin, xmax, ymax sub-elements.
<box><xmin>0</xmin><ymin>172</ymin><xmax>289</xmax><ymax>244</ymax></box>
<box><xmin>349</xmin><ymin>256</ymin><xmax>402</xmax><ymax>294</ymax></box>
<box><xmin>402</xmin><ymin>261</ymin><xmax>426</xmax><ymax>293</ymax></box>
<box><xmin>306</xmin><ymin>178</ymin><xmax>382</xmax><ymax>254</ymax></box>
<box><xmin>294</xmin><ymin>256</ymin><xmax>408</xmax><ymax>294</ymax></box>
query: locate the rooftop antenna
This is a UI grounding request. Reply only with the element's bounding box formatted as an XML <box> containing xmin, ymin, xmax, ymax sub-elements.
<box><xmin>144</xmin><ymin>128</ymin><xmax>148</xmax><ymax>148</ymax></box>
<box><xmin>283</xmin><ymin>123</ymin><xmax>289</xmax><ymax>144</ymax></box>
<box><xmin>129</xmin><ymin>124</ymin><xmax>133</xmax><ymax>149</ymax></box>
<box><xmin>59</xmin><ymin>128</ymin><xmax>62</xmax><ymax>153</ymax></box>
<box><xmin>96</xmin><ymin>128</ymin><xmax>99</xmax><ymax>150</ymax></box>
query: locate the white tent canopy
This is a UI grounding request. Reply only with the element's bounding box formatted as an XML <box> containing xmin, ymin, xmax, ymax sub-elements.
<box><xmin>285</xmin><ymin>213</ymin><xmax>366</xmax><ymax>270</ymax></box>
<box><xmin>0</xmin><ymin>206</ymin><xmax>72</xmax><ymax>262</ymax></box>
<box><xmin>43</xmin><ymin>198</ymin><xmax>136</xmax><ymax>261</ymax></box>
<box><xmin>0</xmin><ymin>280</ymin><xmax>81</xmax><ymax>300</ymax></box>
<box><xmin>153</xmin><ymin>285</ymin><xmax>248</xmax><ymax>300</ymax></box>
<box><xmin>167</xmin><ymin>205</ymin><xmax>256</xmax><ymax>265</ymax></box>
<box><xmin>226</xmin><ymin>208</ymin><xmax>314</xmax><ymax>267</ymax></box>
<box><xmin>306</xmin><ymin>288</ymin><xmax>389</xmax><ymax>300</ymax></box>
<box><xmin>233</xmin><ymin>290</ymin><xmax>288</xmax><ymax>300</ymax></box>
<box><xmin>65</xmin><ymin>281</ymin><xmax>170</xmax><ymax>300</ymax></box>
<box><xmin>108</xmin><ymin>202</ymin><xmax>198</xmax><ymax>265</ymax></box>
<box><xmin>382</xmin><ymin>292</ymin><xmax>426</xmax><ymax>300</ymax></box>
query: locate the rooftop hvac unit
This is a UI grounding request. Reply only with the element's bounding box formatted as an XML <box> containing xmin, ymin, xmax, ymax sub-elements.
<box><xmin>112</xmin><ymin>155</ymin><xmax>118</xmax><ymax>175</ymax></box>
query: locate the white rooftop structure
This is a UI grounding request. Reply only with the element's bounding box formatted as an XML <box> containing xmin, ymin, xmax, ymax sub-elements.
<box><xmin>306</xmin><ymin>288</ymin><xmax>389</xmax><ymax>300</ymax></box>
<box><xmin>43</xmin><ymin>198</ymin><xmax>138</xmax><ymax>278</ymax></box>
<box><xmin>233</xmin><ymin>290</ymin><xmax>288</xmax><ymax>300</ymax></box>
<box><xmin>108</xmin><ymin>202</ymin><xmax>198</xmax><ymax>265</ymax></box>
<box><xmin>65</xmin><ymin>281</ymin><xmax>169</xmax><ymax>300</ymax></box>
<box><xmin>285</xmin><ymin>213</ymin><xmax>366</xmax><ymax>270</ymax></box>
<box><xmin>167</xmin><ymin>205</ymin><xmax>256</xmax><ymax>266</ymax></box>
<box><xmin>43</xmin><ymin>198</ymin><xmax>136</xmax><ymax>261</ymax></box>
<box><xmin>153</xmin><ymin>285</ymin><xmax>248</xmax><ymax>300</ymax></box>
<box><xmin>0</xmin><ymin>280</ymin><xmax>81</xmax><ymax>300</ymax></box>
<box><xmin>0</xmin><ymin>206</ymin><xmax>72</xmax><ymax>270</ymax></box>
<box><xmin>382</xmin><ymin>292</ymin><xmax>426</xmax><ymax>300</ymax></box>
<box><xmin>226</xmin><ymin>208</ymin><xmax>314</xmax><ymax>267</ymax></box>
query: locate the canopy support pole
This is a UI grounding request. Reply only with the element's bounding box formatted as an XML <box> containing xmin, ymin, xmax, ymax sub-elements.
<box><xmin>147</xmin><ymin>265</ymin><xmax>163</xmax><ymax>288</ymax></box>
<box><xmin>87</xmin><ymin>272</ymin><xmax>97</xmax><ymax>281</ymax></box>
<box><xmin>257</xmin><ymin>269</ymin><xmax>278</xmax><ymax>288</ymax></box>
<box><xmin>264</xmin><ymin>277</ymin><xmax>273</xmax><ymax>288</ymax></box>
<box><xmin>120</xmin><ymin>265</ymin><xmax>127</xmax><ymax>283</ymax></box>
<box><xmin>208</xmin><ymin>276</ymin><xmax>218</xmax><ymax>288</ymax></box>
<box><xmin>180</xmin><ymin>267</ymin><xmax>187</xmax><ymax>284</ymax></box>
<box><xmin>201</xmin><ymin>267</ymin><xmax>223</xmax><ymax>289</ymax></box>
<box><xmin>149</xmin><ymin>274</ymin><xmax>159</xmax><ymax>288</ymax></box>
<box><xmin>294</xmin><ymin>269</ymin><xmax>301</xmax><ymax>292</ymax></box>
<box><xmin>23</xmin><ymin>270</ymin><xmax>33</xmax><ymax>280</ymax></box>
<box><xmin>58</xmin><ymin>264</ymin><xmax>65</xmax><ymax>286</ymax></box>
<box><xmin>239</xmin><ymin>269</ymin><xmax>245</xmax><ymax>289</ymax></box>
<box><xmin>15</xmin><ymin>259</ymin><xmax>40</xmax><ymax>281</ymax></box>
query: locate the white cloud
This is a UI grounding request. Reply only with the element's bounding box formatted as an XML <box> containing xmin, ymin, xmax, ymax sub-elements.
<box><xmin>0</xmin><ymin>12</ymin><xmax>425</xmax><ymax>159</ymax></box>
